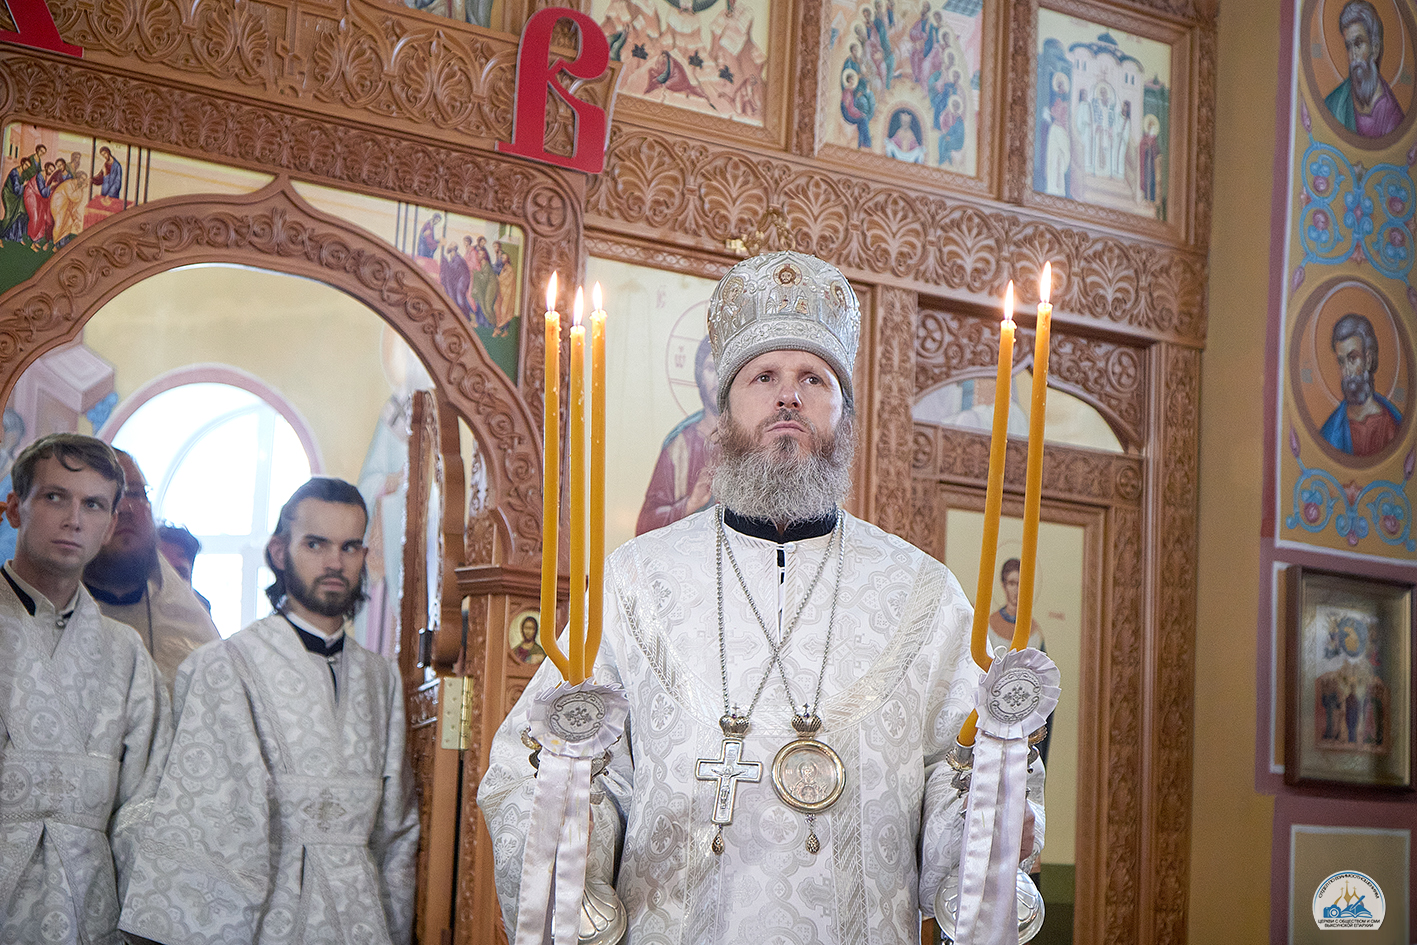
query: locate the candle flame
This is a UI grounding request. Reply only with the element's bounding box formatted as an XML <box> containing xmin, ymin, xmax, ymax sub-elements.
<box><xmin>592</xmin><ymin>281</ymin><xmax>603</xmax><ymax>314</ymax></box>
<box><xmin>546</xmin><ymin>272</ymin><xmax>558</xmax><ymax>313</ymax></box>
<box><xmin>573</xmin><ymin>285</ymin><xmax>584</xmax><ymax>326</ymax></box>
<box><xmin>1039</xmin><ymin>262</ymin><xmax>1052</xmax><ymax>305</ymax></box>
<box><xmin>1003</xmin><ymin>280</ymin><xmax>1015</xmax><ymax>324</ymax></box>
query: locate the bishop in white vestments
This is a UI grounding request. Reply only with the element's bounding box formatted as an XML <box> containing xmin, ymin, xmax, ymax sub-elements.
<box><xmin>479</xmin><ymin>252</ymin><xmax>1045</xmax><ymax>945</ymax></box>
<box><xmin>119</xmin><ymin>477</ymin><xmax>420</xmax><ymax>945</ymax></box>
<box><xmin>0</xmin><ymin>434</ymin><xmax>172</xmax><ymax>944</ymax></box>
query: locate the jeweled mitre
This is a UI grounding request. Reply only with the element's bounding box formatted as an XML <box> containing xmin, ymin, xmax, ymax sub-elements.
<box><xmin>707</xmin><ymin>251</ymin><xmax>861</xmax><ymax>409</ymax></box>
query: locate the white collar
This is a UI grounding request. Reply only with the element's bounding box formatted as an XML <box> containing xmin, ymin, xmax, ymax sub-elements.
<box><xmin>3</xmin><ymin>560</ymin><xmax>81</xmax><ymax>616</ymax></box>
<box><xmin>281</xmin><ymin>608</ymin><xmax>347</xmax><ymax>645</ymax></box>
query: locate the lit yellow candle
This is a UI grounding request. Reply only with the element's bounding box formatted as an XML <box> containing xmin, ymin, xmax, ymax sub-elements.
<box><xmin>587</xmin><ymin>283</ymin><xmax>607</xmax><ymax>672</ymax></box>
<box><xmin>539</xmin><ymin>273</ymin><xmax>569</xmax><ymax>680</ymax></box>
<box><xmin>959</xmin><ymin>281</ymin><xmax>1016</xmax><ymax>748</ymax></box>
<box><xmin>1013</xmin><ymin>262</ymin><xmax>1052</xmax><ymax>652</ymax></box>
<box><xmin>568</xmin><ymin>288</ymin><xmax>587</xmax><ymax>684</ymax></box>
<box><xmin>969</xmin><ymin>281</ymin><xmax>1015</xmax><ymax>671</ymax></box>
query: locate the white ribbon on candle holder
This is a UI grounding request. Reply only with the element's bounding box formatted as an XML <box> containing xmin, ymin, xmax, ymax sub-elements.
<box><xmin>514</xmin><ymin>681</ymin><xmax>629</xmax><ymax>945</ymax></box>
<box><xmin>953</xmin><ymin>647</ymin><xmax>1060</xmax><ymax>945</ymax></box>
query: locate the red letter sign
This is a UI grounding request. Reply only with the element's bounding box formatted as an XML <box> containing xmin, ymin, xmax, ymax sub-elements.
<box><xmin>0</xmin><ymin>0</ymin><xmax>82</xmax><ymax>57</ymax></box>
<box><xmin>496</xmin><ymin>7</ymin><xmax>611</xmax><ymax>175</ymax></box>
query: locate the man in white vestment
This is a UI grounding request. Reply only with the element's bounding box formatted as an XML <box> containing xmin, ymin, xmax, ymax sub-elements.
<box><xmin>0</xmin><ymin>433</ymin><xmax>172</xmax><ymax>944</ymax></box>
<box><xmin>119</xmin><ymin>477</ymin><xmax>420</xmax><ymax>945</ymax></box>
<box><xmin>84</xmin><ymin>451</ymin><xmax>221</xmax><ymax>688</ymax></box>
<box><xmin>479</xmin><ymin>251</ymin><xmax>1045</xmax><ymax>944</ymax></box>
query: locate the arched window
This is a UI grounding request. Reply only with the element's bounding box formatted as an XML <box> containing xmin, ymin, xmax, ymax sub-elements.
<box><xmin>105</xmin><ymin>366</ymin><xmax>321</xmax><ymax>636</ymax></box>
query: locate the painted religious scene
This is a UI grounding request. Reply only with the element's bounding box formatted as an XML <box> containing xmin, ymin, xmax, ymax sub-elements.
<box><xmin>400</xmin><ymin>0</ymin><xmax>506</xmax><ymax>29</ymax></box>
<box><xmin>295</xmin><ymin>182</ymin><xmax>526</xmax><ymax>382</ymax></box>
<box><xmin>1277</xmin><ymin>0</ymin><xmax>1417</xmax><ymax>562</ymax></box>
<box><xmin>592</xmin><ymin>0</ymin><xmax>770</xmax><ymax>124</ymax></box>
<box><xmin>818</xmin><ymin>0</ymin><xmax>983</xmax><ymax>175</ymax></box>
<box><xmin>0</xmin><ymin>124</ymin><xmax>272</xmax><ymax>296</ymax></box>
<box><xmin>0</xmin><ymin>126</ymin><xmax>527</xmax><ymax>385</ymax></box>
<box><xmin>1304</xmin><ymin>0</ymin><xmax>1416</xmax><ymax>147</ymax></box>
<box><xmin>1310</xmin><ymin>604</ymin><xmax>1391</xmax><ymax>756</ymax></box>
<box><xmin>586</xmin><ymin>257</ymin><xmax>720</xmax><ymax>554</ymax></box>
<box><xmin>1033</xmin><ymin>10</ymin><xmax>1171</xmax><ymax>220</ymax></box>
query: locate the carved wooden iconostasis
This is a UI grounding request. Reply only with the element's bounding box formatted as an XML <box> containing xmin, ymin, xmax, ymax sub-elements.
<box><xmin>0</xmin><ymin>0</ymin><xmax>1215</xmax><ymax>941</ymax></box>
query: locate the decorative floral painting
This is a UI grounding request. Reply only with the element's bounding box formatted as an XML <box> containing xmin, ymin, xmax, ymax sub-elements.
<box><xmin>818</xmin><ymin>0</ymin><xmax>983</xmax><ymax>175</ymax></box>
<box><xmin>1033</xmin><ymin>8</ymin><xmax>1171</xmax><ymax>220</ymax></box>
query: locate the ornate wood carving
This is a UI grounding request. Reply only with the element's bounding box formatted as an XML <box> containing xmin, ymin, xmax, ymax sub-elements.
<box><xmin>906</xmin><ymin>476</ymin><xmax>944</xmax><ymax>561</ymax></box>
<box><xmin>911</xmin><ymin>424</ymin><xmax>1144</xmax><ymax>508</ymax></box>
<box><xmin>0</xmin><ymin>179</ymin><xmax>546</xmax><ymax>567</ymax></box>
<box><xmin>586</xmin><ymin>127</ymin><xmax>1208</xmax><ymax>344</ymax></box>
<box><xmin>1001</xmin><ymin>0</ymin><xmax>1033</xmax><ymax>207</ymax></box>
<box><xmin>913</xmin><ymin>308</ymin><xmax>1149</xmax><ymax>450</ymax></box>
<box><xmin>1192</xmin><ymin>25</ymin><xmax>1218</xmax><ymax>247</ymax></box>
<box><xmin>792</xmin><ymin>0</ymin><xmax>825</xmax><ymax>157</ymax></box>
<box><xmin>868</xmin><ymin>287</ymin><xmax>917</xmax><ymax>535</ymax></box>
<box><xmin>583</xmin><ymin>234</ymin><xmax>733</xmax><ymax>283</ymax></box>
<box><xmin>1099</xmin><ymin>503</ymin><xmax>1144</xmax><ymax>945</ymax></box>
<box><xmin>45</xmin><ymin>0</ymin><xmax>616</xmax><ymax>151</ymax></box>
<box><xmin>1148</xmin><ymin>344</ymin><xmax>1201</xmax><ymax>944</ymax></box>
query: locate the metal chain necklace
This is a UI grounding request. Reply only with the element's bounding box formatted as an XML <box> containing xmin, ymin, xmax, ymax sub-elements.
<box><xmin>694</xmin><ymin>505</ymin><xmax>846</xmax><ymax>857</ymax></box>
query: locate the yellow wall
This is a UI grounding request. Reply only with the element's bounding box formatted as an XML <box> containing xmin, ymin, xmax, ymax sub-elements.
<box><xmin>83</xmin><ymin>265</ymin><xmax>398</xmax><ymax>483</ymax></box>
<box><xmin>1191</xmin><ymin>2</ymin><xmax>1280</xmax><ymax>940</ymax></box>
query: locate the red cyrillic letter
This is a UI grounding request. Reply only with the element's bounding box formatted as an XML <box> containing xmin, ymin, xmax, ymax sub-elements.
<box><xmin>0</xmin><ymin>0</ymin><xmax>83</xmax><ymax>57</ymax></box>
<box><xmin>496</xmin><ymin>7</ymin><xmax>611</xmax><ymax>175</ymax></box>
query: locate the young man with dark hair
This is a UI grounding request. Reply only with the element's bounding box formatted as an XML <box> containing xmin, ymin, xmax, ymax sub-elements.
<box><xmin>0</xmin><ymin>432</ymin><xmax>171</xmax><ymax>943</ymax></box>
<box><xmin>120</xmin><ymin>476</ymin><xmax>420</xmax><ymax>945</ymax></box>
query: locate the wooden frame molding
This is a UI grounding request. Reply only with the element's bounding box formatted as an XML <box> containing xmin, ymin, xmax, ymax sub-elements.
<box><xmin>0</xmin><ymin>177</ymin><xmax>547</xmax><ymax>567</ymax></box>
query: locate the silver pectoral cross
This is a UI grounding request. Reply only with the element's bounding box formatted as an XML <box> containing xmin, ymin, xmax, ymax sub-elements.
<box><xmin>696</xmin><ymin>736</ymin><xmax>761</xmax><ymax>854</ymax></box>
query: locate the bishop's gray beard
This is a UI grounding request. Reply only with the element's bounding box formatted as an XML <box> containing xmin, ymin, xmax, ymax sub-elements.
<box><xmin>711</xmin><ymin>408</ymin><xmax>855</xmax><ymax>523</ymax></box>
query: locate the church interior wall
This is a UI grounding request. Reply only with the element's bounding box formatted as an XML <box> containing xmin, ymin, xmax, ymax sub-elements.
<box><xmin>1201</xmin><ymin>1</ymin><xmax>1417</xmax><ymax>941</ymax></box>
<box><xmin>82</xmin><ymin>265</ymin><xmax>397</xmax><ymax>483</ymax></box>
<box><xmin>1193</xmin><ymin>0</ymin><xmax>1279</xmax><ymax>939</ymax></box>
<box><xmin>0</xmin><ymin>0</ymin><xmax>1229</xmax><ymax>940</ymax></box>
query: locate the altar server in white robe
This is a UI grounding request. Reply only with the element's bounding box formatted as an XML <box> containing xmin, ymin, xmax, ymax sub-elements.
<box><xmin>119</xmin><ymin>477</ymin><xmax>420</xmax><ymax>945</ymax></box>
<box><xmin>0</xmin><ymin>433</ymin><xmax>172</xmax><ymax>944</ymax></box>
<box><xmin>479</xmin><ymin>251</ymin><xmax>1045</xmax><ymax>945</ymax></box>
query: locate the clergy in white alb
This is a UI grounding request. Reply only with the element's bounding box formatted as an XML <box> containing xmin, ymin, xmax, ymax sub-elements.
<box><xmin>119</xmin><ymin>477</ymin><xmax>419</xmax><ymax>945</ymax></box>
<box><xmin>85</xmin><ymin>451</ymin><xmax>220</xmax><ymax>690</ymax></box>
<box><xmin>0</xmin><ymin>433</ymin><xmax>172</xmax><ymax>944</ymax></box>
<box><xmin>478</xmin><ymin>251</ymin><xmax>1044</xmax><ymax>945</ymax></box>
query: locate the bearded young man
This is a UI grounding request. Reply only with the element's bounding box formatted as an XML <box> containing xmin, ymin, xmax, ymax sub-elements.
<box><xmin>479</xmin><ymin>252</ymin><xmax>1045</xmax><ymax>944</ymax></box>
<box><xmin>119</xmin><ymin>477</ymin><xmax>420</xmax><ymax>945</ymax></box>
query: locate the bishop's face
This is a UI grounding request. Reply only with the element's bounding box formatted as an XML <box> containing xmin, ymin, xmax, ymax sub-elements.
<box><xmin>723</xmin><ymin>349</ymin><xmax>845</xmax><ymax>456</ymax></box>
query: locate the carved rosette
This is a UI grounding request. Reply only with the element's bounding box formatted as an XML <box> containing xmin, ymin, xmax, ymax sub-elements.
<box><xmin>0</xmin><ymin>181</ymin><xmax>545</xmax><ymax>567</ymax></box>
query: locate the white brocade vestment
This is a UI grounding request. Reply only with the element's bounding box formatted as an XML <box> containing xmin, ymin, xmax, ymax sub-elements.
<box><xmin>479</xmin><ymin>508</ymin><xmax>1046</xmax><ymax>945</ymax></box>
<box><xmin>0</xmin><ymin>572</ymin><xmax>172</xmax><ymax>945</ymax></box>
<box><xmin>91</xmin><ymin>555</ymin><xmax>221</xmax><ymax>692</ymax></box>
<box><xmin>118</xmin><ymin>615</ymin><xmax>420</xmax><ymax>945</ymax></box>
